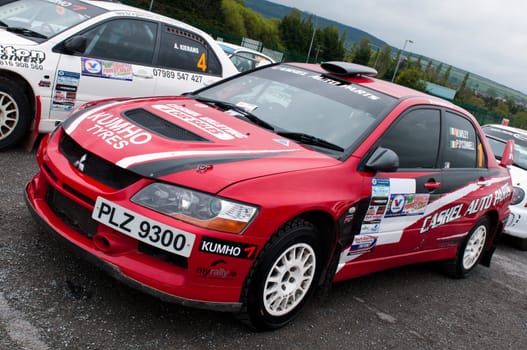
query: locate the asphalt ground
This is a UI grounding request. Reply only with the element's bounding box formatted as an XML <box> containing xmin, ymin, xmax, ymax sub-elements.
<box><xmin>1</xmin><ymin>144</ymin><xmax>526</xmax><ymax>350</ymax></box>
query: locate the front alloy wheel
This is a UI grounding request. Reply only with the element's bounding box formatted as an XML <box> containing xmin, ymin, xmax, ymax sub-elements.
<box><xmin>239</xmin><ymin>218</ymin><xmax>323</xmax><ymax>331</ymax></box>
<box><xmin>263</xmin><ymin>242</ymin><xmax>316</xmax><ymax>317</ymax></box>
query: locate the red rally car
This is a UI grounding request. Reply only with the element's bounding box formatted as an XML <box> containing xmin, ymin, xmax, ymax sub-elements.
<box><xmin>25</xmin><ymin>61</ymin><xmax>514</xmax><ymax>330</ymax></box>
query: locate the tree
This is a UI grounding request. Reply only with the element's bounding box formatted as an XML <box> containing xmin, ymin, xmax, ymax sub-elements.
<box><xmin>279</xmin><ymin>9</ymin><xmax>313</xmax><ymax>54</ymax></box>
<box><xmin>352</xmin><ymin>38</ymin><xmax>371</xmax><ymax>66</ymax></box>
<box><xmin>455</xmin><ymin>73</ymin><xmax>471</xmax><ymax>102</ymax></box>
<box><xmin>492</xmin><ymin>100</ymin><xmax>509</xmax><ymax>117</ymax></box>
<box><xmin>395</xmin><ymin>67</ymin><xmax>427</xmax><ymax>91</ymax></box>
<box><xmin>315</xmin><ymin>25</ymin><xmax>346</xmax><ymax>62</ymax></box>
<box><xmin>441</xmin><ymin>65</ymin><xmax>452</xmax><ymax>86</ymax></box>
<box><xmin>376</xmin><ymin>45</ymin><xmax>394</xmax><ymax>79</ymax></box>
<box><xmin>220</xmin><ymin>0</ymin><xmax>282</xmax><ymax>48</ymax></box>
<box><xmin>513</xmin><ymin>110</ymin><xmax>527</xmax><ymax>129</ymax></box>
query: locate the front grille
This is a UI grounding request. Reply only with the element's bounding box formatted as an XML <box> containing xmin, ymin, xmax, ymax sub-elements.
<box><xmin>138</xmin><ymin>242</ymin><xmax>188</xmax><ymax>268</ymax></box>
<box><xmin>46</xmin><ymin>186</ymin><xmax>187</xmax><ymax>268</ymax></box>
<box><xmin>124</xmin><ymin>108</ymin><xmax>208</xmax><ymax>141</ymax></box>
<box><xmin>46</xmin><ymin>186</ymin><xmax>98</xmax><ymax>239</ymax></box>
<box><xmin>60</xmin><ymin>133</ymin><xmax>142</xmax><ymax>189</ymax></box>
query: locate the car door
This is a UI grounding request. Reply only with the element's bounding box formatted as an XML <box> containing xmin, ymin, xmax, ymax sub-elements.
<box><xmin>354</xmin><ymin>107</ymin><xmax>444</xmax><ymax>257</ymax></box>
<box><xmin>420</xmin><ymin>110</ymin><xmax>492</xmax><ymax>249</ymax></box>
<box><xmin>152</xmin><ymin>24</ymin><xmax>227</xmax><ymax>95</ymax></box>
<box><xmin>52</xmin><ymin>18</ymin><xmax>158</xmax><ymax>120</ymax></box>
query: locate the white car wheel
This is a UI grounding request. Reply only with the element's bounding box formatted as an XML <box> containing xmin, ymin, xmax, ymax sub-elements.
<box><xmin>462</xmin><ymin>224</ymin><xmax>487</xmax><ymax>271</ymax></box>
<box><xmin>263</xmin><ymin>242</ymin><xmax>316</xmax><ymax>317</ymax></box>
<box><xmin>0</xmin><ymin>77</ymin><xmax>31</xmax><ymax>149</ymax></box>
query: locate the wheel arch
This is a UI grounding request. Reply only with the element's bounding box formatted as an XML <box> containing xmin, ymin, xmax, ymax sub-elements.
<box><xmin>0</xmin><ymin>69</ymin><xmax>37</xmax><ymax>118</ymax></box>
<box><xmin>479</xmin><ymin>209</ymin><xmax>502</xmax><ymax>267</ymax></box>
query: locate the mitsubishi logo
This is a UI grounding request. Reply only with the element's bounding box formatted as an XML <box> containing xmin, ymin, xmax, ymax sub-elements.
<box><xmin>74</xmin><ymin>154</ymin><xmax>88</xmax><ymax>172</ymax></box>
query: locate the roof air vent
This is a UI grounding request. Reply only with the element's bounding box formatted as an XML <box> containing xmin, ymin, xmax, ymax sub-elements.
<box><xmin>321</xmin><ymin>61</ymin><xmax>378</xmax><ymax>77</ymax></box>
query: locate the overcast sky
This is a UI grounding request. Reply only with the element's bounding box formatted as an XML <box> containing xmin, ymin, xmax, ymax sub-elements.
<box><xmin>270</xmin><ymin>0</ymin><xmax>527</xmax><ymax>94</ymax></box>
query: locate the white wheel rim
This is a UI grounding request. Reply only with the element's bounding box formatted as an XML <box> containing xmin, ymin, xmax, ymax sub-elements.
<box><xmin>463</xmin><ymin>225</ymin><xmax>487</xmax><ymax>270</ymax></box>
<box><xmin>0</xmin><ymin>92</ymin><xmax>20</xmax><ymax>141</ymax></box>
<box><xmin>263</xmin><ymin>243</ymin><xmax>316</xmax><ymax>317</ymax></box>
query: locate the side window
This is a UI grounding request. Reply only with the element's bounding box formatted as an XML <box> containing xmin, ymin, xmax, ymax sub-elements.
<box><xmin>442</xmin><ymin>111</ymin><xmax>483</xmax><ymax>168</ymax></box>
<box><xmin>157</xmin><ymin>25</ymin><xmax>222</xmax><ymax>76</ymax></box>
<box><xmin>378</xmin><ymin>109</ymin><xmax>441</xmax><ymax>169</ymax></box>
<box><xmin>83</xmin><ymin>19</ymin><xmax>157</xmax><ymax>65</ymax></box>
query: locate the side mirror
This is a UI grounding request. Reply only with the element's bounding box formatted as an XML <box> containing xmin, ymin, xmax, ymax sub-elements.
<box><xmin>500</xmin><ymin>139</ymin><xmax>514</xmax><ymax>167</ymax></box>
<box><xmin>365</xmin><ymin>147</ymin><xmax>399</xmax><ymax>172</ymax></box>
<box><xmin>63</xmin><ymin>35</ymin><xmax>87</xmax><ymax>54</ymax></box>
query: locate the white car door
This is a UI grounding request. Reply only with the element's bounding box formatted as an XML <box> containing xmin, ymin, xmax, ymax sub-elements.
<box><xmin>51</xmin><ymin>18</ymin><xmax>158</xmax><ymax>121</ymax></box>
<box><xmin>152</xmin><ymin>24</ymin><xmax>234</xmax><ymax>95</ymax></box>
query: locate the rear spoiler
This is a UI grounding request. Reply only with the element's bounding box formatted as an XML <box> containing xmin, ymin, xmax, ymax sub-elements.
<box><xmin>500</xmin><ymin>139</ymin><xmax>514</xmax><ymax>167</ymax></box>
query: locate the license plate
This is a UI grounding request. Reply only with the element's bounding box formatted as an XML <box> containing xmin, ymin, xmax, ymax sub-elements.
<box><xmin>92</xmin><ymin>197</ymin><xmax>196</xmax><ymax>258</ymax></box>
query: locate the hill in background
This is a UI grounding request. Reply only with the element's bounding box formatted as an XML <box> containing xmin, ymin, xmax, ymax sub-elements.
<box><xmin>246</xmin><ymin>0</ymin><xmax>527</xmax><ymax>105</ymax></box>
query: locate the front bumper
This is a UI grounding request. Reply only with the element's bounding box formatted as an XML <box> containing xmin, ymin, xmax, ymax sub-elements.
<box><xmin>24</xmin><ymin>183</ymin><xmax>242</xmax><ymax>312</ymax></box>
<box><xmin>504</xmin><ymin>206</ymin><xmax>527</xmax><ymax>239</ymax></box>
<box><xmin>25</xmin><ymin>177</ymin><xmax>244</xmax><ymax>312</ymax></box>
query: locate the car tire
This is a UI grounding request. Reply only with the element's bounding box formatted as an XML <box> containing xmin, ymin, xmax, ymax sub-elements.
<box><xmin>518</xmin><ymin>237</ymin><xmax>527</xmax><ymax>251</ymax></box>
<box><xmin>0</xmin><ymin>76</ymin><xmax>32</xmax><ymax>150</ymax></box>
<box><xmin>238</xmin><ymin>218</ymin><xmax>322</xmax><ymax>331</ymax></box>
<box><xmin>444</xmin><ymin>216</ymin><xmax>490</xmax><ymax>278</ymax></box>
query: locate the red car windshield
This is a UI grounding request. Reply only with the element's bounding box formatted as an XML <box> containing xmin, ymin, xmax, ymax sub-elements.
<box><xmin>195</xmin><ymin>64</ymin><xmax>397</xmax><ymax>153</ymax></box>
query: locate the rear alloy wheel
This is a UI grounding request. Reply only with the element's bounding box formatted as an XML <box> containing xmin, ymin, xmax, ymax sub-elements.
<box><xmin>239</xmin><ymin>218</ymin><xmax>322</xmax><ymax>331</ymax></box>
<box><xmin>0</xmin><ymin>77</ymin><xmax>31</xmax><ymax>150</ymax></box>
<box><xmin>445</xmin><ymin>217</ymin><xmax>489</xmax><ymax>278</ymax></box>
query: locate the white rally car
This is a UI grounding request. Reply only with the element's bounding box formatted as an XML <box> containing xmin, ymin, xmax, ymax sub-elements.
<box><xmin>483</xmin><ymin>124</ymin><xmax>527</xmax><ymax>250</ymax></box>
<box><xmin>0</xmin><ymin>0</ymin><xmax>238</xmax><ymax>150</ymax></box>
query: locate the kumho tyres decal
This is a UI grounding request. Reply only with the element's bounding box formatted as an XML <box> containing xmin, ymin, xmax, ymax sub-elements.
<box><xmin>64</xmin><ymin>100</ymin><xmax>135</xmax><ymax>133</ymax></box>
<box><xmin>337</xmin><ymin>176</ymin><xmax>511</xmax><ymax>271</ymax></box>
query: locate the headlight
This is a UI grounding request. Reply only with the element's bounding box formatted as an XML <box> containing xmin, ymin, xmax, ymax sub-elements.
<box><xmin>132</xmin><ymin>183</ymin><xmax>258</xmax><ymax>234</ymax></box>
<box><xmin>511</xmin><ymin>186</ymin><xmax>525</xmax><ymax>205</ymax></box>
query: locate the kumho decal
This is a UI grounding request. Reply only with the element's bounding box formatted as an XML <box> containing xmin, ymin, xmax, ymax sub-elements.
<box><xmin>199</xmin><ymin>237</ymin><xmax>257</xmax><ymax>259</ymax></box>
<box><xmin>84</xmin><ymin>112</ymin><xmax>153</xmax><ymax>149</ymax></box>
<box><xmin>0</xmin><ymin>45</ymin><xmax>46</xmax><ymax>64</ymax></box>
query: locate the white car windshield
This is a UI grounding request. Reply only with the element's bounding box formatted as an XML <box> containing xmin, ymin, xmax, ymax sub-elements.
<box><xmin>0</xmin><ymin>0</ymin><xmax>105</xmax><ymax>39</ymax></box>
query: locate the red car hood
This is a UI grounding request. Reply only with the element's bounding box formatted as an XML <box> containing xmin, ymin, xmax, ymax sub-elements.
<box><xmin>62</xmin><ymin>96</ymin><xmax>340</xmax><ymax>193</ymax></box>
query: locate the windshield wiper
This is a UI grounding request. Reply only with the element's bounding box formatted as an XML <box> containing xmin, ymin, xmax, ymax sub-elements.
<box><xmin>6</xmin><ymin>26</ymin><xmax>47</xmax><ymax>39</ymax></box>
<box><xmin>190</xmin><ymin>95</ymin><xmax>275</xmax><ymax>131</ymax></box>
<box><xmin>277</xmin><ymin>131</ymin><xmax>344</xmax><ymax>152</ymax></box>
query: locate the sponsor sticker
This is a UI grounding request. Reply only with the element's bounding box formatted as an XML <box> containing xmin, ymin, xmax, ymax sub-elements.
<box><xmin>347</xmin><ymin>235</ymin><xmax>377</xmax><ymax>255</ymax></box>
<box><xmin>52</xmin><ymin>70</ymin><xmax>80</xmax><ymax>111</ymax></box>
<box><xmin>199</xmin><ymin>237</ymin><xmax>257</xmax><ymax>259</ymax></box>
<box><xmin>195</xmin><ymin>260</ymin><xmax>238</xmax><ymax>279</ymax></box>
<box><xmin>81</xmin><ymin>58</ymin><xmax>133</xmax><ymax>81</ymax></box>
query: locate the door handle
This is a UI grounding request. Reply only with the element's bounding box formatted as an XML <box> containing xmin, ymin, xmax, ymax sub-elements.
<box><xmin>424</xmin><ymin>180</ymin><xmax>441</xmax><ymax>190</ymax></box>
<box><xmin>133</xmin><ymin>70</ymin><xmax>154</xmax><ymax>79</ymax></box>
<box><xmin>477</xmin><ymin>178</ymin><xmax>490</xmax><ymax>187</ymax></box>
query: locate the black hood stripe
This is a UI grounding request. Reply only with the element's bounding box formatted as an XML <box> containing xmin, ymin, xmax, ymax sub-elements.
<box><xmin>129</xmin><ymin>153</ymin><xmax>289</xmax><ymax>178</ymax></box>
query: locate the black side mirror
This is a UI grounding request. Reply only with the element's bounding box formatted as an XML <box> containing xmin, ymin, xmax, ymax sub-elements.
<box><xmin>63</xmin><ymin>35</ymin><xmax>87</xmax><ymax>54</ymax></box>
<box><xmin>365</xmin><ymin>147</ymin><xmax>399</xmax><ymax>172</ymax></box>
